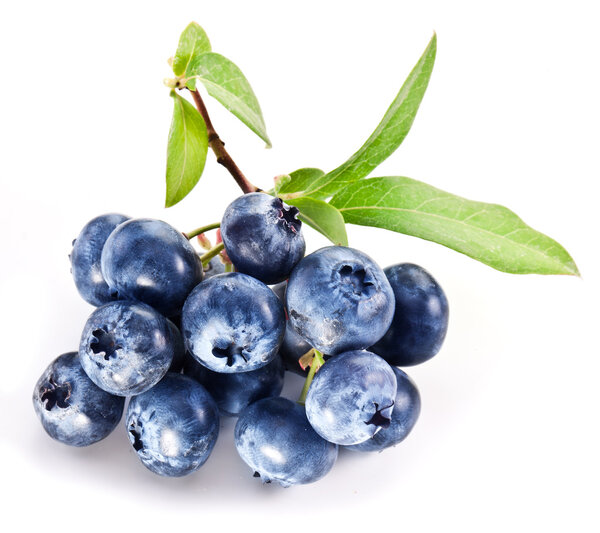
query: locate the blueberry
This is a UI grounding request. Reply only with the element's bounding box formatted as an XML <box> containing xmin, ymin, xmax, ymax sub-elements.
<box><xmin>345</xmin><ymin>366</ymin><xmax>420</xmax><ymax>452</ymax></box>
<box><xmin>371</xmin><ymin>263</ymin><xmax>449</xmax><ymax>366</ymax></box>
<box><xmin>305</xmin><ymin>350</ymin><xmax>397</xmax><ymax>445</ymax></box>
<box><xmin>184</xmin><ymin>352</ymin><xmax>284</xmax><ymax>416</ymax></box>
<box><xmin>279</xmin><ymin>324</ymin><xmax>313</xmax><ymax>376</ymax></box>
<box><xmin>101</xmin><ymin>218</ymin><xmax>203</xmax><ymax>317</ymax></box>
<box><xmin>182</xmin><ymin>272</ymin><xmax>285</xmax><ymax>373</ymax></box>
<box><xmin>221</xmin><ymin>193</ymin><xmax>305</xmax><ymax>284</ymax></box>
<box><xmin>70</xmin><ymin>213</ymin><xmax>129</xmax><ymax>306</ymax></box>
<box><xmin>286</xmin><ymin>246</ymin><xmax>395</xmax><ymax>355</ymax></box>
<box><xmin>32</xmin><ymin>352</ymin><xmax>124</xmax><ymax>446</ymax></box>
<box><xmin>202</xmin><ymin>256</ymin><xmax>226</xmax><ymax>280</ymax></box>
<box><xmin>126</xmin><ymin>373</ymin><xmax>219</xmax><ymax>477</ymax></box>
<box><xmin>79</xmin><ymin>301</ymin><xmax>174</xmax><ymax>396</ymax></box>
<box><xmin>234</xmin><ymin>397</ymin><xmax>338</xmax><ymax>487</ymax></box>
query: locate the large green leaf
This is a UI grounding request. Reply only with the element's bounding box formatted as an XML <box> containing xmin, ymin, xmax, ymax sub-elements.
<box><xmin>172</xmin><ymin>22</ymin><xmax>211</xmax><ymax>78</ymax></box>
<box><xmin>286</xmin><ymin>197</ymin><xmax>348</xmax><ymax>246</ymax></box>
<box><xmin>330</xmin><ymin>177</ymin><xmax>579</xmax><ymax>275</ymax></box>
<box><xmin>186</xmin><ymin>52</ymin><xmax>271</xmax><ymax>147</ymax></box>
<box><xmin>165</xmin><ymin>92</ymin><xmax>209</xmax><ymax>207</ymax></box>
<box><xmin>286</xmin><ymin>33</ymin><xmax>436</xmax><ymax>200</ymax></box>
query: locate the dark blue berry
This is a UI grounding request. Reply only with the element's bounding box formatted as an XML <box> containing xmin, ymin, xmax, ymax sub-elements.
<box><xmin>286</xmin><ymin>246</ymin><xmax>395</xmax><ymax>355</ymax></box>
<box><xmin>101</xmin><ymin>218</ymin><xmax>203</xmax><ymax>317</ymax></box>
<box><xmin>70</xmin><ymin>214</ymin><xmax>129</xmax><ymax>306</ymax></box>
<box><xmin>79</xmin><ymin>301</ymin><xmax>174</xmax><ymax>396</ymax></box>
<box><xmin>371</xmin><ymin>263</ymin><xmax>449</xmax><ymax>366</ymax></box>
<box><xmin>221</xmin><ymin>193</ymin><xmax>305</xmax><ymax>284</ymax></box>
<box><xmin>182</xmin><ymin>272</ymin><xmax>285</xmax><ymax>373</ymax></box>
<box><xmin>126</xmin><ymin>373</ymin><xmax>219</xmax><ymax>477</ymax></box>
<box><xmin>305</xmin><ymin>350</ymin><xmax>397</xmax><ymax>445</ymax></box>
<box><xmin>345</xmin><ymin>366</ymin><xmax>421</xmax><ymax>452</ymax></box>
<box><xmin>235</xmin><ymin>397</ymin><xmax>338</xmax><ymax>486</ymax></box>
<box><xmin>33</xmin><ymin>352</ymin><xmax>124</xmax><ymax>446</ymax></box>
<box><xmin>184</xmin><ymin>352</ymin><xmax>284</xmax><ymax>416</ymax></box>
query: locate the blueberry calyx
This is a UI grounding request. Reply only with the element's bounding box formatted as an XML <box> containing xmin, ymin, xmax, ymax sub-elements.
<box><xmin>365</xmin><ymin>402</ymin><xmax>394</xmax><ymax>429</ymax></box>
<box><xmin>90</xmin><ymin>328</ymin><xmax>122</xmax><ymax>360</ymax></box>
<box><xmin>40</xmin><ymin>376</ymin><xmax>72</xmax><ymax>411</ymax></box>
<box><xmin>274</xmin><ymin>198</ymin><xmax>301</xmax><ymax>234</ymax></box>
<box><xmin>129</xmin><ymin>421</ymin><xmax>144</xmax><ymax>451</ymax></box>
<box><xmin>337</xmin><ymin>264</ymin><xmax>376</xmax><ymax>298</ymax></box>
<box><xmin>251</xmin><ymin>472</ymin><xmax>271</xmax><ymax>484</ymax></box>
<box><xmin>212</xmin><ymin>341</ymin><xmax>249</xmax><ymax>367</ymax></box>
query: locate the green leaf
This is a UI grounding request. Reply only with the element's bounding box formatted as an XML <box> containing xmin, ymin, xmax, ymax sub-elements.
<box><xmin>277</xmin><ymin>168</ymin><xmax>325</xmax><ymax>198</ymax></box>
<box><xmin>186</xmin><ymin>52</ymin><xmax>271</xmax><ymax>147</ymax></box>
<box><xmin>292</xmin><ymin>33</ymin><xmax>437</xmax><ymax>199</ymax></box>
<box><xmin>165</xmin><ymin>92</ymin><xmax>209</xmax><ymax>207</ymax></box>
<box><xmin>273</xmin><ymin>174</ymin><xmax>292</xmax><ymax>195</ymax></box>
<box><xmin>172</xmin><ymin>22</ymin><xmax>211</xmax><ymax>78</ymax></box>
<box><xmin>330</xmin><ymin>177</ymin><xmax>579</xmax><ymax>276</ymax></box>
<box><xmin>286</xmin><ymin>197</ymin><xmax>348</xmax><ymax>246</ymax></box>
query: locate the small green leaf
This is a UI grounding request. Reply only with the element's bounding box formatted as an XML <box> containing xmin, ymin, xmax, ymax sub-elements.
<box><xmin>294</xmin><ymin>33</ymin><xmax>437</xmax><ymax>199</ymax></box>
<box><xmin>165</xmin><ymin>92</ymin><xmax>209</xmax><ymax>207</ymax></box>
<box><xmin>330</xmin><ymin>177</ymin><xmax>579</xmax><ymax>276</ymax></box>
<box><xmin>172</xmin><ymin>22</ymin><xmax>211</xmax><ymax>78</ymax></box>
<box><xmin>273</xmin><ymin>174</ymin><xmax>292</xmax><ymax>195</ymax></box>
<box><xmin>277</xmin><ymin>168</ymin><xmax>325</xmax><ymax>198</ymax></box>
<box><xmin>186</xmin><ymin>52</ymin><xmax>271</xmax><ymax>147</ymax></box>
<box><xmin>286</xmin><ymin>197</ymin><xmax>348</xmax><ymax>246</ymax></box>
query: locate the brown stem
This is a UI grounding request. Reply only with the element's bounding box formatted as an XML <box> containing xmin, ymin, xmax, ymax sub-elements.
<box><xmin>188</xmin><ymin>89</ymin><xmax>259</xmax><ymax>194</ymax></box>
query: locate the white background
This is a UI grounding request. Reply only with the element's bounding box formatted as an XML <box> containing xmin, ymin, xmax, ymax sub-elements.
<box><xmin>1</xmin><ymin>1</ymin><xmax>599</xmax><ymax>531</ymax></box>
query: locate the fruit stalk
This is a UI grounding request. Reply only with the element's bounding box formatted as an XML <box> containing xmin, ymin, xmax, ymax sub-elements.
<box><xmin>188</xmin><ymin>88</ymin><xmax>259</xmax><ymax>194</ymax></box>
<box><xmin>200</xmin><ymin>242</ymin><xmax>225</xmax><ymax>266</ymax></box>
<box><xmin>297</xmin><ymin>350</ymin><xmax>325</xmax><ymax>405</ymax></box>
<box><xmin>185</xmin><ymin>222</ymin><xmax>220</xmax><ymax>240</ymax></box>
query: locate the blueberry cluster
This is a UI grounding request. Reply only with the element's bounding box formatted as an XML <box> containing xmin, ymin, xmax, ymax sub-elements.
<box><xmin>33</xmin><ymin>192</ymin><xmax>448</xmax><ymax>486</ymax></box>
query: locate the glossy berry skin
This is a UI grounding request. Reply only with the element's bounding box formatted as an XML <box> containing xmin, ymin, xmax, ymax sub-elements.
<box><xmin>221</xmin><ymin>192</ymin><xmax>306</xmax><ymax>285</ymax></box>
<box><xmin>279</xmin><ymin>324</ymin><xmax>312</xmax><ymax>376</ymax></box>
<box><xmin>182</xmin><ymin>272</ymin><xmax>285</xmax><ymax>373</ymax></box>
<box><xmin>79</xmin><ymin>301</ymin><xmax>174</xmax><ymax>396</ymax></box>
<box><xmin>346</xmin><ymin>366</ymin><xmax>421</xmax><ymax>452</ymax></box>
<box><xmin>286</xmin><ymin>246</ymin><xmax>395</xmax><ymax>355</ymax></box>
<box><xmin>184</xmin><ymin>352</ymin><xmax>284</xmax><ymax>416</ymax></box>
<box><xmin>126</xmin><ymin>373</ymin><xmax>219</xmax><ymax>477</ymax></box>
<box><xmin>371</xmin><ymin>263</ymin><xmax>449</xmax><ymax>366</ymax></box>
<box><xmin>32</xmin><ymin>352</ymin><xmax>124</xmax><ymax>446</ymax></box>
<box><xmin>70</xmin><ymin>213</ymin><xmax>129</xmax><ymax>306</ymax></box>
<box><xmin>101</xmin><ymin>218</ymin><xmax>203</xmax><ymax>317</ymax></box>
<box><xmin>305</xmin><ymin>350</ymin><xmax>397</xmax><ymax>445</ymax></box>
<box><xmin>235</xmin><ymin>397</ymin><xmax>338</xmax><ymax>487</ymax></box>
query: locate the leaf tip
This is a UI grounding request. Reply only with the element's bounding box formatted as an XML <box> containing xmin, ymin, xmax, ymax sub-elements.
<box><xmin>429</xmin><ymin>31</ymin><xmax>437</xmax><ymax>53</ymax></box>
<box><xmin>185</xmin><ymin>21</ymin><xmax>203</xmax><ymax>33</ymax></box>
<box><xmin>567</xmin><ymin>261</ymin><xmax>581</xmax><ymax>277</ymax></box>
